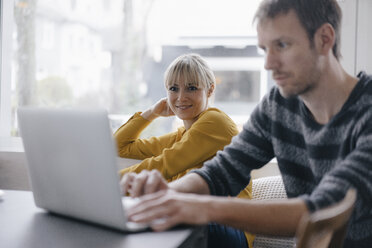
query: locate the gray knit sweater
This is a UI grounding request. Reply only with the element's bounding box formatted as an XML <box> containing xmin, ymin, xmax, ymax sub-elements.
<box><xmin>193</xmin><ymin>72</ymin><xmax>372</xmax><ymax>245</ymax></box>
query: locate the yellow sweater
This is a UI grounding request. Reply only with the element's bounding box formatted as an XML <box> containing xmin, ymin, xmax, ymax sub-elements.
<box><xmin>114</xmin><ymin>107</ymin><xmax>254</xmax><ymax>247</ymax></box>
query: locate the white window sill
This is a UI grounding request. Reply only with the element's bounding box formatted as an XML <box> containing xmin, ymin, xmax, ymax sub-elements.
<box><xmin>0</xmin><ymin>137</ymin><xmax>279</xmax><ymax>177</ymax></box>
<box><xmin>0</xmin><ymin>137</ymin><xmax>24</xmax><ymax>152</ymax></box>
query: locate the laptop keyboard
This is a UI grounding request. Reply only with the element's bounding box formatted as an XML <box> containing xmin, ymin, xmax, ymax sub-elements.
<box><xmin>122</xmin><ymin>197</ymin><xmax>149</xmax><ymax>230</ymax></box>
<box><xmin>122</xmin><ymin>196</ymin><xmax>140</xmax><ymax>209</ymax></box>
<box><xmin>121</xmin><ymin>197</ymin><xmax>168</xmax><ymax>231</ymax></box>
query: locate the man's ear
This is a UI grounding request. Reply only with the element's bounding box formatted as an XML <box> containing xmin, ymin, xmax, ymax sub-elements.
<box><xmin>314</xmin><ymin>23</ymin><xmax>336</xmax><ymax>56</ymax></box>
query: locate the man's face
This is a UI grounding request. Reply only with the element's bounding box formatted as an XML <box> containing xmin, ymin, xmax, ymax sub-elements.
<box><xmin>257</xmin><ymin>10</ymin><xmax>322</xmax><ymax>98</ymax></box>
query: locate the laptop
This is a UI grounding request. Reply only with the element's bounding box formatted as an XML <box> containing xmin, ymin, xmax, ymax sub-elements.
<box><xmin>17</xmin><ymin>107</ymin><xmax>149</xmax><ymax>231</ymax></box>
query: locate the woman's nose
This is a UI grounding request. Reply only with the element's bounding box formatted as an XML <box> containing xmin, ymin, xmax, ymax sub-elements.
<box><xmin>177</xmin><ymin>89</ymin><xmax>187</xmax><ymax>101</ymax></box>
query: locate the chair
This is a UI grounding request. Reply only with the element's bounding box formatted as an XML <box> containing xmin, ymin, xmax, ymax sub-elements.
<box><xmin>251</xmin><ymin>176</ymin><xmax>357</xmax><ymax>248</ymax></box>
<box><xmin>252</xmin><ymin>176</ymin><xmax>295</xmax><ymax>248</ymax></box>
<box><xmin>295</xmin><ymin>188</ymin><xmax>357</xmax><ymax>248</ymax></box>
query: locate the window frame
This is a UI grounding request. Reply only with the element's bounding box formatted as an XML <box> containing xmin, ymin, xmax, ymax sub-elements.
<box><xmin>0</xmin><ymin>0</ymin><xmax>14</xmax><ymax>137</ymax></box>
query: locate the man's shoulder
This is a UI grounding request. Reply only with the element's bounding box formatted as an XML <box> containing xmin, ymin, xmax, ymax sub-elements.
<box><xmin>357</xmin><ymin>71</ymin><xmax>372</xmax><ymax>81</ymax></box>
<box><xmin>350</xmin><ymin>71</ymin><xmax>372</xmax><ymax>106</ymax></box>
<box><xmin>356</xmin><ymin>71</ymin><xmax>372</xmax><ymax>90</ymax></box>
<box><xmin>258</xmin><ymin>86</ymin><xmax>301</xmax><ymax>115</ymax></box>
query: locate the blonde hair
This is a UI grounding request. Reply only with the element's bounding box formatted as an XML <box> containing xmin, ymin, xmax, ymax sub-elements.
<box><xmin>164</xmin><ymin>54</ymin><xmax>216</xmax><ymax>90</ymax></box>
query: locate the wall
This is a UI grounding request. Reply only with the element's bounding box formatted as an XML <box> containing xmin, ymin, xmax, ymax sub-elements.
<box><xmin>0</xmin><ymin>152</ymin><xmax>142</xmax><ymax>191</ymax></box>
<box><xmin>0</xmin><ymin>152</ymin><xmax>30</xmax><ymax>190</ymax></box>
<box><xmin>356</xmin><ymin>0</ymin><xmax>372</xmax><ymax>73</ymax></box>
<box><xmin>338</xmin><ymin>0</ymin><xmax>357</xmax><ymax>75</ymax></box>
<box><xmin>338</xmin><ymin>0</ymin><xmax>372</xmax><ymax>75</ymax></box>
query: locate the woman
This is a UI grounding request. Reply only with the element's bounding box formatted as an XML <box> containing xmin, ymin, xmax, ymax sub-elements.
<box><xmin>114</xmin><ymin>53</ymin><xmax>241</xmax><ymax>180</ymax></box>
<box><xmin>115</xmin><ymin>53</ymin><xmax>254</xmax><ymax>247</ymax></box>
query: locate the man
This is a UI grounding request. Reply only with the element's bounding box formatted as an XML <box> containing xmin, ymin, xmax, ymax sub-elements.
<box><xmin>120</xmin><ymin>0</ymin><xmax>372</xmax><ymax>247</ymax></box>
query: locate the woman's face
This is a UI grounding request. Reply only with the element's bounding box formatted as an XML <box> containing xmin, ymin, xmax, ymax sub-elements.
<box><xmin>166</xmin><ymin>80</ymin><xmax>211</xmax><ymax>129</ymax></box>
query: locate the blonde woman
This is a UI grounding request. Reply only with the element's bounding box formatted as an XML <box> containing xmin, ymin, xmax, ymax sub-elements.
<box><xmin>114</xmin><ymin>53</ymin><xmax>253</xmax><ymax>247</ymax></box>
<box><xmin>115</xmin><ymin>53</ymin><xmax>240</xmax><ymax>180</ymax></box>
<box><xmin>114</xmin><ymin>54</ymin><xmax>244</xmax><ymax>181</ymax></box>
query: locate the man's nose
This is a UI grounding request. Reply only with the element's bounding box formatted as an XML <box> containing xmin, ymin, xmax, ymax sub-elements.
<box><xmin>264</xmin><ymin>49</ymin><xmax>280</xmax><ymax>70</ymax></box>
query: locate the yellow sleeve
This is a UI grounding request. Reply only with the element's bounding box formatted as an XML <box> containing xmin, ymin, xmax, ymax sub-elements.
<box><xmin>120</xmin><ymin>108</ymin><xmax>239</xmax><ymax>180</ymax></box>
<box><xmin>114</xmin><ymin>112</ymin><xmax>180</xmax><ymax>159</ymax></box>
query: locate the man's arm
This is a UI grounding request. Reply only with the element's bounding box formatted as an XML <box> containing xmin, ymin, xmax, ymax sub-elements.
<box><xmin>122</xmin><ymin>170</ymin><xmax>308</xmax><ymax>235</ymax></box>
<box><xmin>207</xmin><ymin>196</ymin><xmax>307</xmax><ymax>236</ymax></box>
<box><xmin>169</xmin><ymin>173</ymin><xmax>210</xmax><ymax>195</ymax></box>
<box><xmin>127</xmin><ymin>187</ymin><xmax>308</xmax><ymax>236</ymax></box>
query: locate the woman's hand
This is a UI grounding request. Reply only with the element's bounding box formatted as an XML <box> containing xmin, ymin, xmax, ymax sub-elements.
<box><xmin>141</xmin><ymin>98</ymin><xmax>174</xmax><ymax>121</ymax></box>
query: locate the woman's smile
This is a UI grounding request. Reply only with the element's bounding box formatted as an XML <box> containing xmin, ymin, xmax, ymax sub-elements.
<box><xmin>176</xmin><ymin>104</ymin><xmax>193</xmax><ymax>110</ymax></box>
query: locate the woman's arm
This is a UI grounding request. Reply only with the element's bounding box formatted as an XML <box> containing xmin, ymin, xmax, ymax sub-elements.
<box><xmin>114</xmin><ymin>98</ymin><xmax>176</xmax><ymax>159</ymax></box>
<box><xmin>119</xmin><ymin>109</ymin><xmax>239</xmax><ymax>179</ymax></box>
<box><xmin>114</xmin><ymin>112</ymin><xmax>179</xmax><ymax>159</ymax></box>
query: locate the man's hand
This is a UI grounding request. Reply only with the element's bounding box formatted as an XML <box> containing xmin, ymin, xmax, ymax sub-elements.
<box><xmin>121</xmin><ymin>171</ymin><xmax>307</xmax><ymax>235</ymax></box>
<box><xmin>120</xmin><ymin>170</ymin><xmax>168</xmax><ymax>197</ymax></box>
<box><xmin>127</xmin><ymin>190</ymin><xmax>211</xmax><ymax>231</ymax></box>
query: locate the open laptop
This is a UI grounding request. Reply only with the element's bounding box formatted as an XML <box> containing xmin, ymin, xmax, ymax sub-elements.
<box><xmin>17</xmin><ymin>107</ymin><xmax>149</xmax><ymax>232</ymax></box>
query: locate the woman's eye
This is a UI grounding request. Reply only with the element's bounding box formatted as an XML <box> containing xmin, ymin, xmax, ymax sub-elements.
<box><xmin>188</xmin><ymin>86</ymin><xmax>198</xmax><ymax>91</ymax></box>
<box><xmin>169</xmin><ymin>86</ymin><xmax>178</xmax><ymax>91</ymax></box>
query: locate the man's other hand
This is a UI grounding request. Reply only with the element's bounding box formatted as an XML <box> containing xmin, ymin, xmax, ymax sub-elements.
<box><xmin>120</xmin><ymin>170</ymin><xmax>169</xmax><ymax>197</ymax></box>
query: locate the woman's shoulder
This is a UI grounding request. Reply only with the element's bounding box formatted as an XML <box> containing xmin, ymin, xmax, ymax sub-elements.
<box><xmin>195</xmin><ymin>108</ymin><xmax>238</xmax><ymax>133</ymax></box>
<box><xmin>199</xmin><ymin>107</ymin><xmax>233</xmax><ymax>121</ymax></box>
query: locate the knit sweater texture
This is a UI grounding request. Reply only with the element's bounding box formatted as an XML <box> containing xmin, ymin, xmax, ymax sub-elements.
<box><xmin>194</xmin><ymin>72</ymin><xmax>372</xmax><ymax>244</ymax></box>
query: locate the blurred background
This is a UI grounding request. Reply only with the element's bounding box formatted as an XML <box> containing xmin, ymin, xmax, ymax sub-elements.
<box><xmin>1</xmin><ymin>0</ymin><xmax>371</xmax><ymax>138</ymax></box>
<box><xmin>8</xmin><ymin>0</ymin><xmax>268</xmax><ymax>137</ymax></box>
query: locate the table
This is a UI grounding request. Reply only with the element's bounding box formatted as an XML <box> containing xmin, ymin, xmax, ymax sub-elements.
<box><xmin>0</xmin><ymin>190</ymin><xmax>207</xmax><ymax>248</ymax></box>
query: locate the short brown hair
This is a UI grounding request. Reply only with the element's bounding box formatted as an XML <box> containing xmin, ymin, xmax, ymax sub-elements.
<box><xmin>254</xmin><ymin>0</ymin><xmax>342</xmax><ymax>60</ymax></box>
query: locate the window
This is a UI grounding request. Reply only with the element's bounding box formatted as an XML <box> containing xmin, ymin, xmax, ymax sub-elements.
<box><xmin>3</xmin><ymin>0</ymin><xmax>266</xmax><ymax>137</ymax></box>
<box><xmin>3</xmin><ymin>0</ymin><xmax>364</xmax><ymax>139</ymax></box>
<box><xmin>0</xmin><ymin>0</ymin><xmax>13</xmax><ymax>136</ymax></box>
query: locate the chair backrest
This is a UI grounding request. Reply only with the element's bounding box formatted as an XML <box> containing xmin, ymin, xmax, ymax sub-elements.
<box><xmin>295</xmin><ymin>189</ymin><xmax>357</xmax><ymax>248</ymax></box>
<box><xmin>252</xmin><ymin>175</ymin><xmax>288</xmax><ymax>200</ymax></box>
<box><xmin>252</xmin><ymin>176</ymin><xmax>296</xmax><ymax>247</ymax></box>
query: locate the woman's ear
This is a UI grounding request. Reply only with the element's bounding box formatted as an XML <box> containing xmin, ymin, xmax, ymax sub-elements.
<box><xmin>314</xmin><ymin>23</ymin><xmax>335</xmax><ymax>56</ymax></box>
<box><xmin>207</xmin><ymin>84</ymin><xmax>215</xmax><ymax>97</ymax></box>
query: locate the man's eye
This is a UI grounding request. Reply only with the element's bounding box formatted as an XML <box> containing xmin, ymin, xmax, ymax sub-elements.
<box><xmin>278</xmin><ymin>41</ymin><xmax>288</xmax><ymax>49</ymax></box>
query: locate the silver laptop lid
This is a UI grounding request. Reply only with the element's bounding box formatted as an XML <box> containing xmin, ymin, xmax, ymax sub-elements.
<box><xmin>18</xmin><ymin>107</ymin><xmax>128</xmax><ymax>230</ymax></box>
